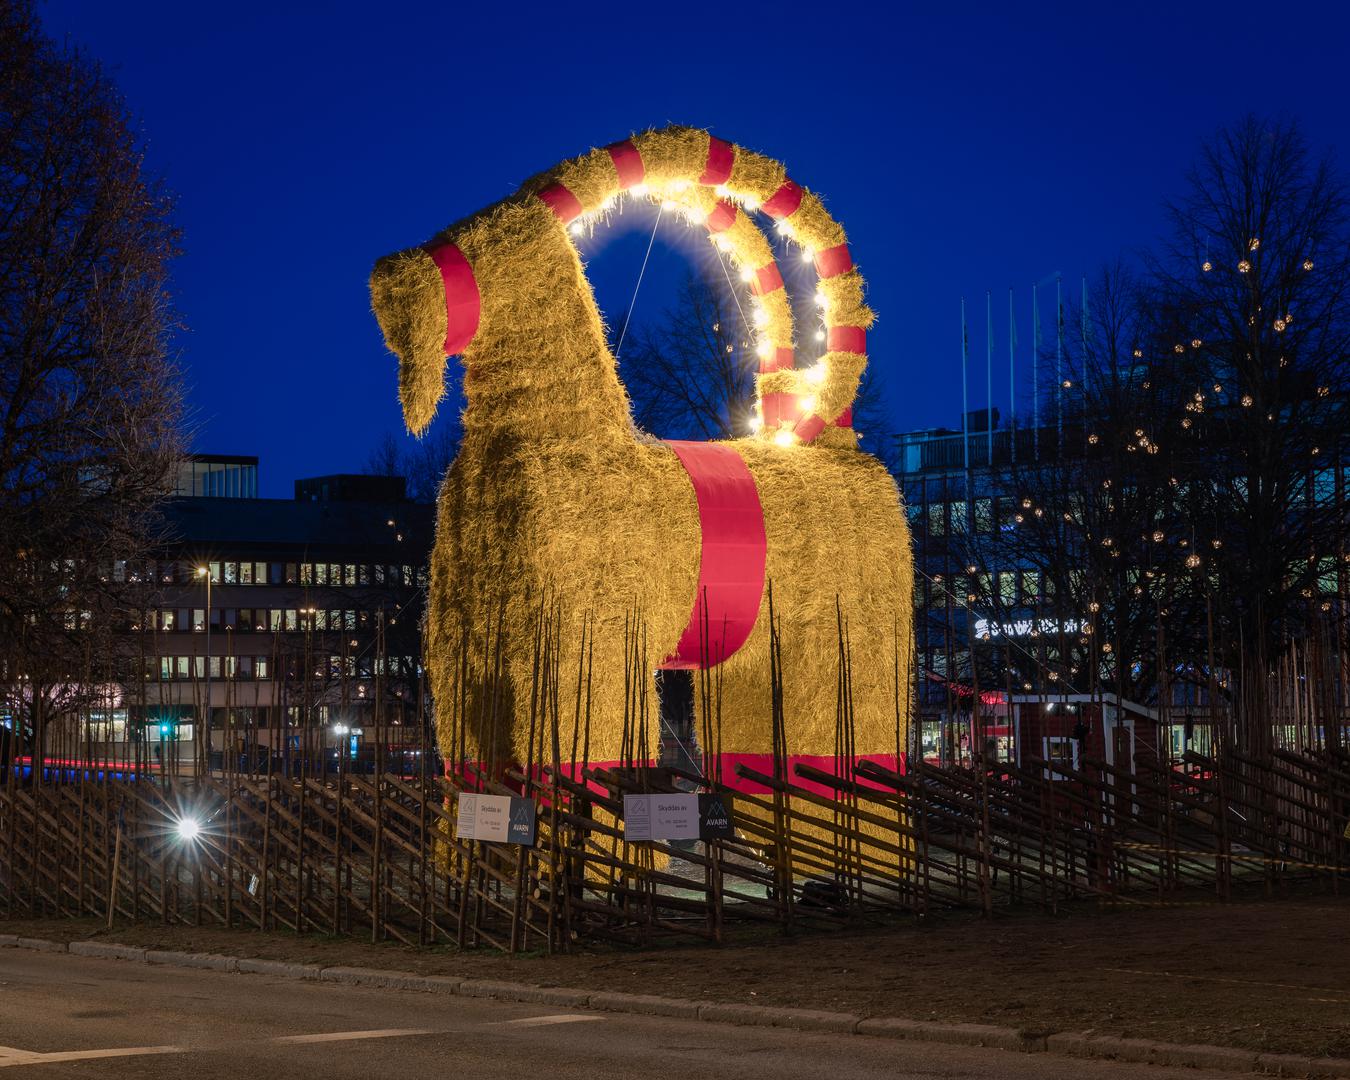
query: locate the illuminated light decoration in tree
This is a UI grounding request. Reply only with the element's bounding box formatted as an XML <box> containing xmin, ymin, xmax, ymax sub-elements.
<box><xmin>1202</xmin><ymin>260</ymin><xmax>1213</xmax><ymax>272</ymax></box>
<box><xmin>368</xmin><ymin>126</ymin><xmax>909</xmax><ymax>817</ymax></box>
<box><xmin>1238</xmin><ymin>259</ymin><xmax>1252</xmax><ymax>273</ymax></box>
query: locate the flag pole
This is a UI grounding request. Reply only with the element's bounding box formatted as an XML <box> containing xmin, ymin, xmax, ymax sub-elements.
<box><xmin>985</xmin><ymin>291</ymin><xmax>993</xmax><ymax>466</ymax></box>
<box><xmin>1081</xmin><ymin>276</ymin><xmax>1090</xmax><ymax>447</ymax></box>
<box><xmin>1056</xmin><ymin>278</ymin><xmax>1064</xmax><ymax>455</ymax></box>
<box><xmin>961</xmin><ymin>298</ymin><xmax>970</xmax><ymax>473</ymax></box>
<box><xmin>1032</xmin><ymin>283</ymin><xmax>1040</xmax><ymax>462</ymax></box>
<box><xmin>1008</xmin><ymin>287</ymin><xmax>1016</xmax><ymax>466</ymax></box>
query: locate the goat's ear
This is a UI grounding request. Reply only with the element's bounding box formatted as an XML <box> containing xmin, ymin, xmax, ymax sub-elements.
<box><xmin>370</xmin><ymin>248</ymin><xmax>449</xmax><ymax>436</ymax></box>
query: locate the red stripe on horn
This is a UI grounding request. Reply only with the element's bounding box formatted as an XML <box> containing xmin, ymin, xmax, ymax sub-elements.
<box><xmin>762</xmin><ymin>179</ymin><xmax>803</xmax><ymax>219</ymax></box>
<box><xmin>765</xmin><ymin>346</ymin><xmax>794</xmax><ymax>372</ymax></box>
<box><xmin>537</xmin><ymin>184</ymin><xmax>583</xmax><ymax>224</ymax></box>
<box><xmin>659</xmin><ymin>442</ymin><xmax>767</xmax><ymax>670</ymax></box>
<box><xmin>834</xmin><ymin>405</ymin><xmax>854</xmax><ymax>428</ymax></box>
<box><xmin>793</xmin><ymin>413</ymin><xmax>827</xmax><ymax>444</ymax></box>
<box><xmin>700</xmin><ymin>136</ymin><xmax>735</xmax><ymax>186</ymax></box>
<box><xmin>750</xmin><ymin>263</ymin><xmax>784</xmax><ymax>296</ymax></box>
<box><xmin>607</xmin><ymin>140</ymin><xmax>644</xmax><ymax>189</ymax></box>
<box><xmin>814</xmin><ymin>243</ymin><xmax>853</xmax><ymax>278</ymax></box>
<box><xmin>423</xmin><ymin>242</ymin><xmax>481</xmax><ymax>356</ymax></box>
<box><xmin>706</xmin><ymin>199</ymin><xmax>737</xmax><ymax>233</ymax></box>
<box><xmin>828</xmin><ymin>325</ymin><xmax>867</xmax><ymax>354</ymax></box>
<box><xmin>760</xmin><ymin>391</ymin><xmax>797</xmax><ymax>431</ymax></box>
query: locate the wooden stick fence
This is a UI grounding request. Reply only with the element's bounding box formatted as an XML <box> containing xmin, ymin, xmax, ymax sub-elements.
<box><xmin>3</xmin><ymin>604</ymin><xmax>1348</xmax><ymax>951</ymax></box>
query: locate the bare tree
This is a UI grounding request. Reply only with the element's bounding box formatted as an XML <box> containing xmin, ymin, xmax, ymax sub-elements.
<box><xmin>364</xmin><ymin>420</ymin><xmax>461</xmax><ymax>503</ymax></box>
<box><xmin>949</xmin><ymin>118</ymin><xmax>1350</xmax><ymax>741</ymax></box>
<box><xmin>1151</xmin><ymin>116</ymin><xmax>1350</xmax><ymax>736</ymax></box>
<box><xmin>622</xmin><ymin>273</ymin><xmax>897</xmax><ymax>465</ymax></box>
<box><xmin>0</xmin><ymin>2</ymin><xmax>183</xmax><ymax>760</ymax></box>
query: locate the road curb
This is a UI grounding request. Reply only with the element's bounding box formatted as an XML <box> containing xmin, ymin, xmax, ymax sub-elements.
<box><xmin>6</xmin><ymin>934</ymin><xmax>1350</xmax><ymax>1076</ymax></box>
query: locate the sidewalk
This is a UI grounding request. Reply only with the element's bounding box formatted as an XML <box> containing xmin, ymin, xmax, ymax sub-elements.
<box><xmin>4</xmin><ymin>890</ymin><xmax>1347</xmax><ymax>1072</ymax></box>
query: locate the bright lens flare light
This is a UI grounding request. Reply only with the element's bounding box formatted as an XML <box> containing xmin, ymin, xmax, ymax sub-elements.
<box><xmin>175</xmin><ymin>816</ymin><xmax>203</xmax><ymax>842</ymax></box>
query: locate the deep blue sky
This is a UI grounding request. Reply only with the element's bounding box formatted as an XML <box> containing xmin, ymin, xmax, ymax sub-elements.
<box><xmin>42</xmin><ymin>1</ymin><xmax>1350</xmax><ymax>497</ymax></box>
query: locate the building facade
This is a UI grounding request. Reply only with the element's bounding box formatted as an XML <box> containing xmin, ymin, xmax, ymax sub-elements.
<box><xmin>92</xmin><ymin>456</ymin><xmax>434</xmax><ymax>774</ymax></box>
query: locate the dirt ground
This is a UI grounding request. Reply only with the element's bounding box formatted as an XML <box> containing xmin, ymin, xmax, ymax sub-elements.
<box><xmin>5</xmin><ymin>888</ymin><xmax>1348</xmax><ymax>1058</ymax></box>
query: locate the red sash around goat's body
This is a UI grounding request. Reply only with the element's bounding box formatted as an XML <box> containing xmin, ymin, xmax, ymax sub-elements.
<box><xmin>658</xmin><ymin>440</ymin><xmax>766</xmax><ymax>670</ymax></box>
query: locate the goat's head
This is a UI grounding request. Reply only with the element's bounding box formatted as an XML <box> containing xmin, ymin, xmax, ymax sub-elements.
<box><xmin>371</xmin><ymin>127</ymin><xmax>874</xmax><ymax>445</ymax></box>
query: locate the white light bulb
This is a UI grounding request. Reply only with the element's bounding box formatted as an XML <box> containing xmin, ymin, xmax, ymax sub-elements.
<box><xmin>801</xmin><ymin>248</ymin><xmax>815</xmax><ymax>263</ymax></box>
<box><xmin>749</xmin><ymin>416</ymin><xmax>763</xmax><ymax>433</ymax></box>
<box><xmin>660</xmin><ymin>198</ymin><xmax>676</xmax><ymax>211</ymax></box>
<box><xmin>630</xmin><ymin>183</ymin><xmax>649</xmax><ymax>198</ymax></box>
<box><xmin>714</xmin><ymin>184</ymin><xmax>731</xmax><ymax>197</ymax></box>
<box><xmin>756</xmin><ymin>340</ymin><xmax>774</xmax><ymax>359</ymax></box>
<box><xmin>814</xmin><ymin>330</ymin><xmax>825</xmax><ymax>342</ymax></box>
<box><xmin>773</xmin><ymin>429</ymin><xmax>797</xmax><ymax>447</ymax></box>
<box><xmin>752</xmin><ymin>306</ymin><xmax>769</xmax><ymax>327</ymax></box>
<box><xmin>814</xmin><ymin>291</ymin><xmax>828</xmax><ymax>308</ymax></box>
<box><xmin>804</xmin><ymin>365</ymin><xmax>827</xmax><ymax>385</ymax></box>
<box><xmin>742</xmin><ymin>195</ymin><xmax>761</xmax><ymax>211</ymax></box>
<box><xmin>775</xmin><ymin>220</ymin><xmax>793</xmax><ymax>237</ymax></box>
<box><xmin>740</xmin><ymin>267</ymin><xmax>754</xmax><ymax>283</ymax></box>
<box><xmin>569</xmin><ymin>221</ymin><xmax>585</xmax><ymax>237</ymax></box>
<box><xmin>799</xmin><ymin>395</ymin><xmax>817</xmax><ymax>413</ymax></box>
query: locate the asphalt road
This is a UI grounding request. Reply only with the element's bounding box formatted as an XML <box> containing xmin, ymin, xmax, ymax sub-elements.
<box><xmin>0</xmin><ymin>950</ymin><xmax>1256</xmax><ymax>1079</ymax></box>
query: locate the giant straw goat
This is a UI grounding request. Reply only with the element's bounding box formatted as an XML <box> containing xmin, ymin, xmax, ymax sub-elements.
<box><xmin>370</xmin><ymin>127</ymin><xmax>913</xmax><ymax>794</ymax></box>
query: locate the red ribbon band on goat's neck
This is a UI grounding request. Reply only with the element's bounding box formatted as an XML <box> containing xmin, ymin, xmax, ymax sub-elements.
<box><xmin>659</xmin><ymin>441</ymin><xmax>767</xmax><ymax>670</ymax></box>
<box><xmin>423</xmin><ymin>241</ymin><xmax>481</xmax><ymax>355</ymax></box>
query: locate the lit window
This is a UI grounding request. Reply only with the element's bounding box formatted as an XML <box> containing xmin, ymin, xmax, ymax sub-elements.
<box><xmin>975</xmin><ymin>498</ymin><xmax>993</xmax><ymax>533</ymax></box>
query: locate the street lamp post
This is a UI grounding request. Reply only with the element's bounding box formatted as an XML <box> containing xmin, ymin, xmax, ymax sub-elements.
<box><xmin>196</xmin><ymin>566</ymin><xmax>212</xmax><ymax>777</ymax></box>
